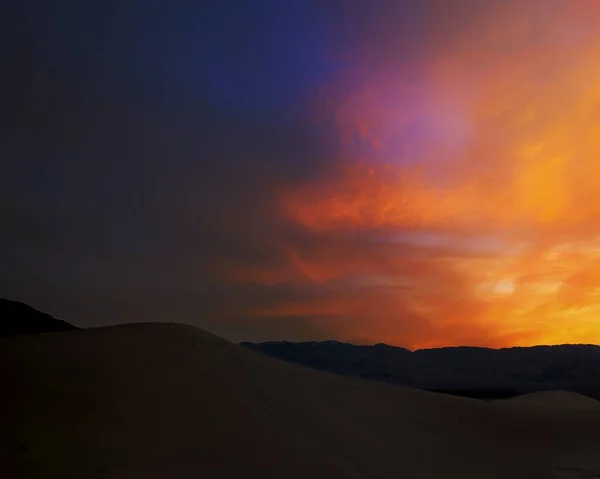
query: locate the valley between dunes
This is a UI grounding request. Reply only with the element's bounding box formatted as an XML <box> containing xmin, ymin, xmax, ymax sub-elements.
<box><xmin>2</xmin><ymin>323</ymin><xmax>600</xmax><ymax>478</ymax></box>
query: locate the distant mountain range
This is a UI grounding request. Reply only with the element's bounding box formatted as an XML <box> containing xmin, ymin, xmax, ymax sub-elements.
<box><xmin>242</xmin><ymin>340</ymin><xmax>600</xmax><ymax>399</ymax></box>
<box><xmin>0</xmin><ymin>299</ymin><xmax>78</xmax><ymax>337</ymax></box>
<box><xmin>3</xmin><ymin>296</ymin><xmax>599</xmax><ymax>400</ymax></box>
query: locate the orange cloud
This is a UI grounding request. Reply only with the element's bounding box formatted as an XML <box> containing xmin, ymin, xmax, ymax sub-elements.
<box><xmin>269</xmin><ymin>0</ymin><xmax>600</xmax><ymax>348</ymax></box>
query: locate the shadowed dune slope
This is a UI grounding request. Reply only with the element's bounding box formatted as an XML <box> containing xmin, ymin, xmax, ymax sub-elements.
<box><xmin>2</xmin><ymin>323</ymin><xmax>600</xmax><ymax>479</ymax></box>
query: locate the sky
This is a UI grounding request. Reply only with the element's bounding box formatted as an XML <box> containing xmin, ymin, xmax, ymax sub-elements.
<box><xmin>3</xmin><ymin>0</ymin><xmax>600</xmax><ymax>349</ymax></box>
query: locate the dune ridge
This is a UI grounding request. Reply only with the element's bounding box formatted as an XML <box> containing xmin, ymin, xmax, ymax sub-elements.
<box><xmin>2</xmin><ymin>323</ymin><xmax>600</xmax><ymax>478</ymax></box>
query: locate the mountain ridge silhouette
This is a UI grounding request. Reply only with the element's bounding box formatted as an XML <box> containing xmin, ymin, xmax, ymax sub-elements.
<box><xmin>242</xmin><ymin>339</ymin><xmax>600</xmax><ymax>399</ymax></box>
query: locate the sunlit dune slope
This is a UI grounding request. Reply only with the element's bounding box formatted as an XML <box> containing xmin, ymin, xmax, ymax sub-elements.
<box><xmin>2</xmin><ymin>323</ymin><xmax>600</xmax><ymax>478</ymax></box>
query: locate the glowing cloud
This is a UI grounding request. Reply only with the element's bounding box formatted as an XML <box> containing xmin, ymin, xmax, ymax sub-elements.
<box><xmin>275</xmin><ymin>0</ymin><xmax>600</xmax><ymax>348</ymax></box>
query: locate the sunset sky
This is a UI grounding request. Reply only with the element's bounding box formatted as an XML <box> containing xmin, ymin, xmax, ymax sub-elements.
<box><xmin>3</xmin><ymin>0</ymin><xmax>600</xmax><ymax>348</ymax></box>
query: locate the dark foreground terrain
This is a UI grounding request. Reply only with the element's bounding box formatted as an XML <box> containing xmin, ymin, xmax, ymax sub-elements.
<box><xmin>2</xmin><ymin>322</ymin><xmax>600</xmax><ymax>478</ymax></box>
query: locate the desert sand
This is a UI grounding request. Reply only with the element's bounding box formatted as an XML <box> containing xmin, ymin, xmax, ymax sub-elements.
<box><xmin>1</xmin><ymin>323</ymin><xmax>600</xmax><ymax>478</ymax></box>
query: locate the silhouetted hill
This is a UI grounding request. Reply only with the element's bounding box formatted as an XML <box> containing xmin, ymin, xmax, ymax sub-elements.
<box><xmin>0</xmin><ymin>299</ymin><xmax>78</xmax><ymax>337</ymax></box>
<box><xmin>241</xmin><ymin>340</ymin><xmax>600</xmax><ymax>399</ymax></box>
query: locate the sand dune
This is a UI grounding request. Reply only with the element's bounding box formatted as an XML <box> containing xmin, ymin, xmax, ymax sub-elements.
<box><xmin>2</xmin><ymin>324</ymin><xmax>600</xmax><ymax>478</ymax></box>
